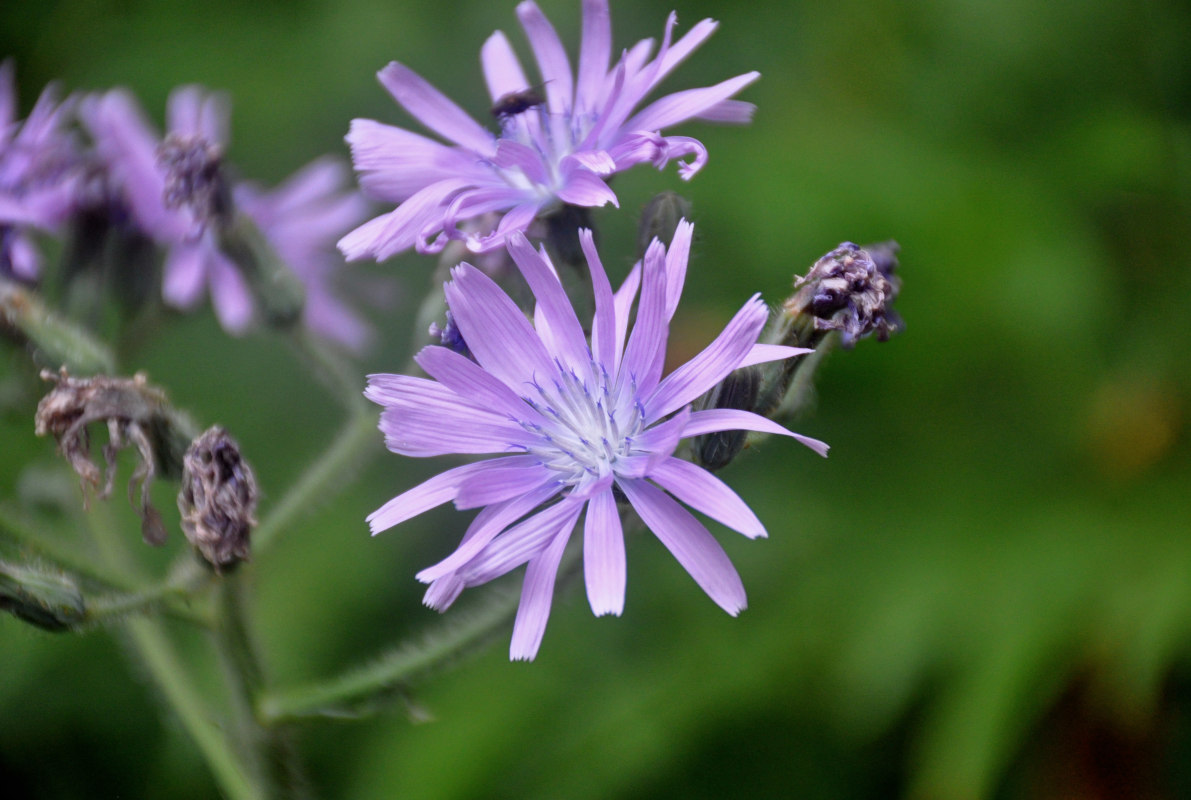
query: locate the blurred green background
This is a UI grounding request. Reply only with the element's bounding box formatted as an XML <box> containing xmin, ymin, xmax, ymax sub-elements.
<box><xmin>3</xmin><ymin>0</ymin><xmax>1190</xmax><ymax>797</ymax></box>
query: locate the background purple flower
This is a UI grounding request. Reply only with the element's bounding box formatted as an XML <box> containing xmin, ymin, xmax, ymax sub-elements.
<box><xmin>365</xmin><ymin>221</ymin><xmax>826</xmax><ymax>660</ymax></box>
<box><xmin>340</xmin><ymin>0</ymin><xmax>759</xmax><ymax>262</ymax></box>
<box><xmin>235</xmin><ymin>157</ymin><xmax>380</xmax><ymax>352</ymax></box>
<box><xmin>82</xmin><ymin>85</ymin><xmax>254</xmax><ymax>333</ymax></box>
<box><xmin>0</xmin><ymin>60</ymin><xmax>80</xmax><ymax>282</ymax></box>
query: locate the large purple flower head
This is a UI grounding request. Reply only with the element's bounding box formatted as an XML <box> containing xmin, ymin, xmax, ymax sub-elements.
<box><xmin>365</xmin><ymin>221</ymin><xmax>827</xmax><ymax>660</ymax></box>
<box><xmin>1</xmin><ymin>60</ymin><xmax>81</xmax><ymax>281</ymax></box>
<box><xmin>82</xmin><ymin>86</ymin><xmax>253</xmax><ymax>333</ymax></box>
<box><xmin>235</xmin><ymin>158</ymin><xmax>377</xmax><ymax>352</ymax></box>
<box><xmin>340</xmin><ymin>0</ymin><xmax>758</xmax><ymax>262</ymax></box>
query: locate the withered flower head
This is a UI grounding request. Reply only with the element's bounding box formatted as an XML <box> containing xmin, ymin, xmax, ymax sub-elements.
<box><xmin>178</xmin><ymin>426</ymin><xmax>257</xmax><ymax>572</ymax></box>
<box><xmin>34</xmin><ymin>368</ymin><xmax>170</xmax><ymax>545</ymax></box>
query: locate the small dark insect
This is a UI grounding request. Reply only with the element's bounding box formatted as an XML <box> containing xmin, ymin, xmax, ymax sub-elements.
<box><xmin>491</xmin><ymin>87</ymin><xmax>546</xmax><ymax>119</ymax></box>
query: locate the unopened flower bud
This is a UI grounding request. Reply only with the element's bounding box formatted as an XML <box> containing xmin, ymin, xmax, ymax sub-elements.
<box><xmin>783</xmin><ymin>241</ymin><xmax>902</xmax><ymax>348</ymax></box>
<box><xmin>178</xmin><ymin>427</ymin><xmax>257</xmax><ymax>572</ymax></box>
<box><xmin>0</xmin><ymin>561</ymin><xmax>86</xmax><ymax>632</ymax></box>
<box><xmin>693</xmin><ymin>366</ymin><xmax>761</xmax><ymax>470</ymax></box>
<box><xmin>428</xmin><ymin>310</ymin><xmax>471</xmax><ymax>358</ymax></box>
<box><xmin>637</xmin><ymin>192</ymin><xmax>692</xmax><ymax>259</ymax></box>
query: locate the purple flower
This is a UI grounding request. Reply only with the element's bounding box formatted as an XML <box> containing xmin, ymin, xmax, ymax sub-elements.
<box><xmin>365</xmin><ymin>221</ymin><xmax>827</xmax><ymax>660</ymax></box>
<box><xmin>1</xmin><ymin>60</ymin><xmax>81</xmax><ymax>282</ymax></box>
<box><xmin>340</xmin><ymin>0</ymin><xmax>759</xmax><ymax>262</ymax></box>
<box><xmin>235</xmin><ymin>158</ymin><xmax>379</xmax><ymax>351</ymax></box>
<box><xmin>82</xmin><ymin>86</ymin><xmax>254</xmax><ymax>333</ymax></box>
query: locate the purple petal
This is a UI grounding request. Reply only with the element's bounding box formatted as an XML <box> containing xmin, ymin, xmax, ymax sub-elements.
<box><xmin>575</xmin><ymin>0</ymin><xmax>612</xmax><ymax>113</ymax></box>
<box><xmin>555</xmin><ymin>161</ymin><xmax>619</xmax><ymax>208</ymax></box>
<box><xmin>455</xmin><ymin>455</ymin><xmax>558</xmax><ymax>509</ymax></box>
<box><xmin>415</xmin><ymin>344</ymin><xmax>545</xmax><ymax>425</ymax></box>
<box><xmin>415</xmin><ymin>481</ymin><xmax>564</xmax><ymax>583</ymax></box>
<box><xmin>619</xmin><ymin>238</ymin><xmax>669</xmax><ymax>393</ymax></box>
<box><xmin>583</xmin><ymin>487</ymin><xmax>624</xmax><ymax>616</ymax></box>
<box><xmin>506</xmin><ymin>232</ymin><xmax>590</xmax><ymax>371</ymax></box>
<box><xmin>695</xmin><ymin>99</ymin><xmax>756</xmax><ymax>124</ymax></box>
<box><xmin>492</xmin><ymin>139</ymin><xmax>550</xmax><ymax>187</ymax></box>
<box><xmin>377</xmin><ymin>397</ymin><xmax>532</xmax><ymax>457</ymax></box>
<box><xmin>367</xmin><ymin>460</ymin><xmax>497</xmax><ymax>534</ymax></box>
<box><xmin>582</xmin><ymin>229</ymin><xmax>617</xmax><ymax>369</ymax></box>
<box><xmin>510</xmin><ymin>515</ymin><xmax>577</xmax><ymax>661</ymax></box>
<box><xmin>457</xmin><ymin>495</ymin><xmax>584</xmax><ymax>586</ymax></box>
<box><xmin>347</xmin><ymin>119</ymin><xmax>484</xmax><ymax>203</ymax></box>
<box><xmin>444</xmin><ymin>263</ymin><xmax>558</xmax><ymax>391</ymax></box>
<box><xmin>619</xmin><ymin>478</ymin><xmax>746</xmax><ymax>615</ymax></box>
<box><xmin>738</xmin><ymin>343</ymin><xmax>813</xmax><ymax>368</ymax></box>
<box><xmin>649</xmin><ymin>457</ymin><xmax>765</xmax><ymax>539</ymax></box>
<box><xmin>644</xmin><ymin>294</ymin><xmax>768</xmax><ymax>421</ymax></box>
<box><xmin>629</xmin><ymin>406</ymin><xmax>690</xmax><ymax>464</ymax></box>
<box><xmin>208</xmin><ymin>252</ymin><xmax>254</xmax><ymax>335</ymax></box>
<box><xmin>161</xmin><ymin>243</ymin><xmax>207</xmax><ymax>308</ymax></box>
<box><xmin>377</xmin><ymin>62</ymin><xmax>497</xmax><ymax>158</ymax></box>
<box><xmin>626</xmin><ymin>72</ymin><xmax>761</xmax><ymax>135</ymax></box>
<box><xmin>481</xmin><ymin>30</ymin><xmax>531</xmax><ymax>102</ymax></box>
<box><xmin>422</xmin><ymin>574</ymin><xmax>465</xmax><ymax>611</ymax></box>
<box><xmin>682</xmin><ymin>409</ymin><xmax>830</xmax><ymax>458</ymax></box>
<box><xmin>337</xmin><ymin>178</ymin><xmax>467</xmax><ymax>261</ymax></box>
<box><xmin>662</xmin><ymin>219</ymin><xmax>693</xmax><ymax>322</ymax></box>
<box><xmin>516</xmin><ymin>1</ymin><xmax>574</xmax><ymax>114</ymax></box>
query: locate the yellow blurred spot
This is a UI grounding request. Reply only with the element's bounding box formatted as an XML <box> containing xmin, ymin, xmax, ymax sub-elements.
<box><xmin>1083</xmin><ymin>376</ymin><xmax>1182</xmax><ymax>481</ymax></box>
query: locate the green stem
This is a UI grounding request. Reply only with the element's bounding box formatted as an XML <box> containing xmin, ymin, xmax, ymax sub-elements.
<box><xmin>86</xmin><ymin>582</ymin><xmax>212</xmax><ymax>627</ymax></box>
<box><xmin>251</xmin><ymin>405</ymin><xmax>378</xmax><ymax>556</ymax></box>
<box><xmin>0</xmin><ymin>278</ymin><xmax>116</xmax><ymax>374</ymax></box>
<box><xmin>258</xmin><ymin>584</ymin><xmax>522</xmax><ymax>725</ymax></box>
<box><xmin>0</xmin><ymin>501</ymin><xmax>130</xmax><ymax>588</ymax></box>
<box><xmin>88</xmin><ymin>504</ymin><xmax>265</xmax><ymax>800</ymax></box>
<box><xmin>0</xmin><ymin>503</ymin><xmax>210</xmax><ymax>625</ymax></box>
<box><xmin>214</xmin><ymin>575</ymin><xmax>309</xmax><ymax>798</ymax></box>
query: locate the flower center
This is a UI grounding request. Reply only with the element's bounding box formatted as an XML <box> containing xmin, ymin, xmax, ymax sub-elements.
<box><xmin>157</xmin><ymin>134</ymin><xmax>228</xmax><ymax>233</ymax></box>
<box><xmin>519</xmin><ymin>360</ymin><xmax>643</xmax><ymax>486</ymax></box>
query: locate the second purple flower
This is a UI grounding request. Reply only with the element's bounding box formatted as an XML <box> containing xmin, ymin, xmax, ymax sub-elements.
<box><xmin>340</xmin><ymin>0</ymin><xmax>759</xmax><ymax>262</ymax></box>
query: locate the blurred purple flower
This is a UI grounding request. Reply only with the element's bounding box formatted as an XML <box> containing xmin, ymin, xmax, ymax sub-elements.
<box><xmin>365</xmin><ymin>221</ymin><xmax>826</xmax><ymax>660</ymax></box>
<box><xmin>340</xmin><ymin>0</ymin><xmax>758</xmax><ymax>262</ymax></box>
<box><xmin>235</xmin><ymin>158</ymin><xmax>379</xmax><ymax>352</ymax></box>
<box><xmin>0</xmin><ymin>60</ymin><xmax>81</xmax><ymax>282</ymax></box>
<box><xmin>82</xmin><ymin>85</ymin><xmax>254</xmax><ymax>333</ymax></box>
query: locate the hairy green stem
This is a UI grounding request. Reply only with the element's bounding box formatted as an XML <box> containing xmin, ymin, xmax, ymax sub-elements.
<box><xmin>251</xmin><ymin>405</ymin><xmax>378</xmax><ymax>556</ymax></box>
<box><xmin>0</xmin><ymin>503</ymin><xmax>210</xmax><ymax>625</ymax></box>
<box><xmin>88</xmin><ymin>504</ymin><xmax>265</xmax><ymax>800</ymax></box>
<box><xmin>1</xmin><ymin>278</ymin><xmax>116</xmax><ymax>374</ymax></box>
<box><xmin>258</xmin><ymin>584</ymin><xmax>523</xmax><ymax>725</ymax></box>
<box><xmin>214</xmin><ymin>575</ymin><xmax>309</xmax><ymax>798</ymax></box>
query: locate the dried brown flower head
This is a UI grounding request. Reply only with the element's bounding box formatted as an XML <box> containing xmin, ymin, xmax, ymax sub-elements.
<box><xmin>178</xmin><ymin>427</ymin><xmax>257</xmax><ymax>572</ymax></box>
<box><xmin>34</xmin><ymin>368</ymin><xmax>171</xmax><ymax>545</ymax></box>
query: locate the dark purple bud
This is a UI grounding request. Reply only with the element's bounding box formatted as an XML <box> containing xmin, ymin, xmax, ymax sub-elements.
<box><xmin>785</xmin><ymin>241</ymin><xmax>902</xmax><ymax>348</ymax></box>
<box><xmin>428</xmin><ymin>310</ymin><xmax>471</xmax><ymax>358</ymax></box>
